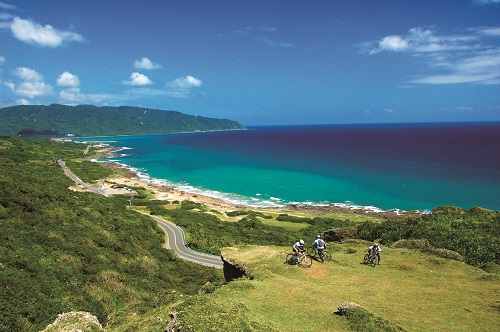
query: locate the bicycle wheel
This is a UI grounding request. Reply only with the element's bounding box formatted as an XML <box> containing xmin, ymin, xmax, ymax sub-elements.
<box><xmin>363</xmin><ymin>254</ymin><xmax>370</xmax><ymax>264</ymax></box>
<box><xmin>306</xmin><ymin>246</ymin><xmax>316</xmax><ymax>257</ymax></box>
<box><xmin>286</xmin><ymin>254</ymin><xmax>296</xmax><ymax>265</ymax></box>
<box><xmin>323</xmin><ymin>250</ymin><xmax>332</xmax><ymax>262</ymax></box>
<box><xmin>370</xmin><ymin>256</ymin><xmax>377</xmax><ymax>267</ymax></box>
<box><xmin>298</xmin><ymin>254</ymin><xmax>312</xmax><ymax>268</ymax></box>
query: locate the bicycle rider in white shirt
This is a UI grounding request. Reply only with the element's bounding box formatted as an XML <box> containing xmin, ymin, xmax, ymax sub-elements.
<box><xmin>368</xmin><ymin>243</ymin><xmax>382</xmax><ymax>265</ymax></box>
<box><xmin>293</xmin><ymin>239</ymin><xmax>305</xmax><ymax>258</ymax></box>
<box><xmin>313</xmin><ymin>234</ymin><xmax>326</xmax><ymax>260</ymax></box>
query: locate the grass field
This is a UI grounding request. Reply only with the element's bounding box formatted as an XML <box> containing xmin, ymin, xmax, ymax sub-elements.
<box><xmin>150</xmin><ymin>243</ymin><xmax>499</xmax><ymax>332</ymax></box>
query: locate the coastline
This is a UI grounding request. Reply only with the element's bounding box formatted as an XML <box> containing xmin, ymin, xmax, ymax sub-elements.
<box><xmin>92</xmin><ymin>146</ymin><xmax>417</xmax><ymax>220</ymax></box>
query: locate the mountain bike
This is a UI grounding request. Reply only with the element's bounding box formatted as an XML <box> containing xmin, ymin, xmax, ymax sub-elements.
<box><xmin>285</xmin><ymin>251</ymin><xmax>312</xmax><ymax>268</ymax></box>
<box><xmin>363</xmin><ymin>251</ymin><xmax>378</xmax><ymax>267</ymax></box>
<box><xmin>306</xmin><ymin>246</ymin><xmax>332</xmax><ymax>263</ymax></box>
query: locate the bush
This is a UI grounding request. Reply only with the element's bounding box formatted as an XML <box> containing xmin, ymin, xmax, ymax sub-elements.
<box><xmin>356</xmin><ymin>207</ymin><xmax>500</xmax><ymax>266</ymax></box>
<box><xmin>338</xmin><ymin>303</ymin><xmax>407</xmax><ymax>332</ymax></box>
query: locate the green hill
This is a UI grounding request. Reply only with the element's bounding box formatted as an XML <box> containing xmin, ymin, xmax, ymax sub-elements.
<box><xmin>0</xmin><ymin>104</ymin><xmax>245</xmax><ymax>137</ymax></box>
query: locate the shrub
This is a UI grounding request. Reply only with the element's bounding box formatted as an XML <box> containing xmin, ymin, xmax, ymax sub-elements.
<box><xmin>338</xmin><ymin>303</ymin><xmax>407</xmax><ymax>332</ymax></box>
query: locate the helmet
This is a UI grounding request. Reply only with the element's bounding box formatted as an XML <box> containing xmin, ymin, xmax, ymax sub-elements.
<box><xmin>299</xmin><ymin>239</ymin><xmax>305</xmax><ymax>245</ymax></box>
<box><xmin>316</xmin><ymin>234</ymin><xmax>321</xmax><ymax>238</ymax></box>
<box><xmin>374</xmin><ymin>243</ymin><xmax>379</xmax><ymax>247</ymax></box>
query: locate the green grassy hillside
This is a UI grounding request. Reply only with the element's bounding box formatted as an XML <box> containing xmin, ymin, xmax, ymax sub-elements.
<box><xmin>0</xmin><ymin>137</ymin><xmax>224</xmax><ymax>331</ymax></box>
<box><xmin>155</xmin><ymin>244</ymin><xmax>499</xmax><ymax>332</ymax></box>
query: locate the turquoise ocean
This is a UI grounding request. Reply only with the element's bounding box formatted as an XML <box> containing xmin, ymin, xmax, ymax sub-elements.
<box><xmin>78</xmin><ymin>123</ymin><xmax>500</xmax><ymax>212</ymax></box>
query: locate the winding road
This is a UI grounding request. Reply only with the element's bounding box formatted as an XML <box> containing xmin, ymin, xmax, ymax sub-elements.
<box><xmin>148</xmin><ymin>214</ymin><xmax>223</xmax><ymax>269</ymax></box>
<box><xmin>58</xmin><ymin>159</ymin><xmax>223</xmax><ymax>269</ymax></box>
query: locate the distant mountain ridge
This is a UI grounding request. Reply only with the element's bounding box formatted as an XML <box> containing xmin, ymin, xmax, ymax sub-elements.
<box><xmin>0</xmin><ymin>104</ymin><xmax>246</xmax><ymax>137</ymax></box>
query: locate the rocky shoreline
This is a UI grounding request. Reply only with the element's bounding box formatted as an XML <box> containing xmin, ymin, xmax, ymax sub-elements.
<box><xmin>93</xmin><ymin>146</ymin><xmax>418</xmax><ymax>220</ymax></box>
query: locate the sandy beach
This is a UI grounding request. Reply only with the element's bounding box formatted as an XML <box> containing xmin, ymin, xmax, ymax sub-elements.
<box><xmin>94</xmin><ymin>150</ymin><xmax>414</xmax><ymax>220</ymax></box>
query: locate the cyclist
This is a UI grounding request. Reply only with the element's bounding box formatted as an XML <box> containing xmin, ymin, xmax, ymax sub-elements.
<box><xmin>313</xmin><ymin>234</ymin><xmax>327</xmax><ymax>262</ymax></box>
<box><xmin>293</xmin><ymin>239</ymin><xmax>305</xmax><ymax>258</ymax></box>
<box><xmin>368</xmin><ymin>243</ymin><xmax>382</xmax><ymax>265</ymax></box>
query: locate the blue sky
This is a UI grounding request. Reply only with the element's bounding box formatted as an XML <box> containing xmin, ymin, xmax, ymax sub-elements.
<box><xmin>0</xmin><ymin>0</ymin><xmax>499</xmax><ymax>125</ymax></box>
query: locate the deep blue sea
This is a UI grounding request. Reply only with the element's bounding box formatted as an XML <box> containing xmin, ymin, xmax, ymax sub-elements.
<box><xmin>79</xmin><ymin>123</ymin><xmax>500</xmax><ymax>212</ymax></box>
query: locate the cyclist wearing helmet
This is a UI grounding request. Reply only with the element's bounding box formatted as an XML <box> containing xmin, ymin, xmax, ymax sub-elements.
<box><xmin>313</xmin><ymin>234</ymin><xmax>327</xmax><ymax>262</ymax></box>
<box><xmin>368</xmin><ymin>243</ymin><xmax>382</xmax><ymax>265</ymax></box>
<box><xmin>293</xmin><ymin>239</ymin><xmax>305</xmax><ymax>258</ymax></box>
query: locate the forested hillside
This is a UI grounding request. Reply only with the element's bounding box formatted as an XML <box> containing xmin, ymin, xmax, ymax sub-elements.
<box><xmin>0</xmin><ymin>104</ymin><xmax>245</xmax><ymax>137</ymax></box>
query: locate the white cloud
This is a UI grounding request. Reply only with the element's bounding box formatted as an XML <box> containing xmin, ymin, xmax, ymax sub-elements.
<box><xmin>410</xmin><ymin>48</ymin><xmax>500</xmax><ymax>84</ymax></box>
<box><xmin>57</xmin><ymin>72</ymin><xmax>85</xmax><ymax>104</ymax></box>
<box><xmin>0</xmin><ymin>1</ymin><xmax>16</xmax><ymax>10</ymax></box>
<box><xmin>134</xmin><ymin>57</ymin><xmax>163</xmax><ymax>70</ymax></box>
<box><xmin>364</xmin><ymin>26</ymin><xmax>500</xmax><ymax>85</ymax></box>
<box><xmin>59</xmin><ymin>87</ymin><xmax>85</xmax><ymax>103</ymax></box>
<box><xmin>378</xmin><ymin>36</ymin><xmax>408</xmax><ymax>52</ymax></box>
<box><xmin>123</xmin><ymin>72</ymin><xmax>153</xmax><ymax>86</ymax></box>
<box><xmin>10</xmin><ymin>17</ymin><xmax>84</xmax><ymax>48</ymax></box>
<box><xmin>168</xmin><ymin>75</ymin><xmax>202</xmax><ymax>89</ymax></box>
<box><xmin>254</xmin><ymin>37</ymin><xmax>294</xmax><ymax>48</ymax></box>
<box><xmin>6</xmin><ymin>67</ymin><xmax>53</xmax><ymax>99</ymax></box>
<box><xmin>14</xmin><ymin>67</ymin><xmax>43</xmax><ymax>82</ymax></box>
<box><xmin>57</xmin><ymin>71</ymin><xmax>80</xmax><ymax>88</ymax></box>
<box><xmin>166</xmin><ymin>75</ymin><xmax>203</xmax><ymax>98</ymax></box>
<box><xmin>367</xmin><ymin>27</ymin><xmax>480</xmax><ymax>54</ymax></box>
<box><xmin>474</xmin><ymin>0</ymin><xmax>500</xmax><ymax>5</ymax></box>
<box><xmin>16</xmin><ymin>98</ymin><xmax>30</xmax><ymax>105</ymax></box>
<box><xmin>11</xmin><ymin>81</ymin><xmax>53</xmax><ymax>99</ymax></box>
<box><xmin>477</xmin><ymin>27</ymin><xmax>500</xmax><ymax>36</ymax></box>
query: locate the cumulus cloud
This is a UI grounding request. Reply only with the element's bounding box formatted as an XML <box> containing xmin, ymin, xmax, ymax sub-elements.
<box><xmin>5</xmin><ymin>67</ymin><xmax>53</xmax><ymax>100</ymax></box>
<box><xmin>166</xmin><ymin>75</ymin><xmax>203</xmax><ymax>98</ymax></box>
<box><xmin>168</xmin><ymin>75</ymin><xmax>202</xmax><ymax>89</ymax></box>
<box><xmin>134</xmin><ymin>57</ymin><xmax>163</xmax><ymax>70</ymax></box>
<box><xmin>14</xmin><ymin>67</ymin><xmax>43</xmax><ymax>81</ymax></box>
<box><xmin>123</xmin><ymin>72</ymin><xmax>153</xmax><ymax>86</ymax></box>
<box><xmin>56</xmin><ymin>71</ymin><xmax>87</xmax><ymax>104</ymax></box>
<box><xmin>10</xmin><ymin>17</ymin><xmax>84</xmax><ymax>48</ymax></box>
<box><xmin>363</xmin><ymin>26</ymin><xmax>500</xmax><ymax>85</ymax></box>
<box><xmin>59</xmin><ymin>88</ymin><xmax>85</xmax><ymax>103</ymax></box>
<box><xmin>378</xmin><ymin>36</ymin><xmax>409</xmax><ymax>52</ymax></box>
<box><xmin>57</xmin><ymin>71</ymin><xmax>80</xmax><ymax>88</ymax></box>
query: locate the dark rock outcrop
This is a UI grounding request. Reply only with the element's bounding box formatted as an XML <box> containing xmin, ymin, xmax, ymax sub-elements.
<box><xmin>221</xmin><ymin>255</ymin><xmax>254</xmax><ymax>282</ymax></box>
<box><xmin>323</xmin><ymin>227</ymin><xmax>358</xmax><ymax>242</ymax></box>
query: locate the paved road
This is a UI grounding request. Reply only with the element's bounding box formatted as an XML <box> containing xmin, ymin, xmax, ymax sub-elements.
<box><xmin>58</xmin><ymin>159</ymin><xmax>223</xmax><ymax>269</ymax></box>
<box><xmin>149</xmin><ymin>214</ymin><xmax>224</xmax><ymax>269</ymax></box>
<box><xmin>58</xmin><ymin>159</ymin><xmax>106</xmax><ymax>195</ymax></box>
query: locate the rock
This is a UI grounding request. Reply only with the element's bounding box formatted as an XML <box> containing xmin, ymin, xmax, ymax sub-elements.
<box><xmin>40</xmin><ymin>311</ymin><xmax>105</xmax><ymax>332</ymax></box>
<box><xmin>337</xmin><ymin>302</ymin><xmax>360</xmax><ymax>315</ymax></box>
<box><xmin>323</xmin><ymin>227</ymin><xmax>358</xmax><ymax>242</ymax></box>
<box><xmin>221</xmin><ymin>255</ymin><xmax>254</xmax><ymax>282</ymax></box>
